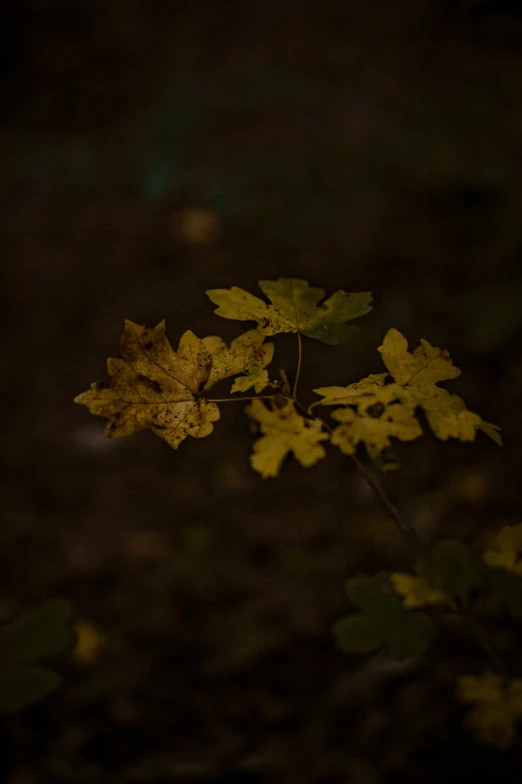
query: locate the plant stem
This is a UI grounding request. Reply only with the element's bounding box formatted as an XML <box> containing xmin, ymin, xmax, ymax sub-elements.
<box><xmin>293</xmin><ymin>332</ymin><xmax>303</xmax><ymax>399</ymax></box>
<box><xmin>207</xmin><ymin>395</ymin><xmax>275</xmax><ymax>403</ymax></box>
<box><xmin>350</xmin><ymin>454</ymin><xmax>423</xmax><ymax>542</ymax></box>
<box><xmin>313</xmin><ymin>410</ymin><xmax>504</xmax><ymax>671</ymax></box>
<box><xmin>459</xmin><ymin>604</ymin><xmax>506</xmax><ymax>673</ymax></box>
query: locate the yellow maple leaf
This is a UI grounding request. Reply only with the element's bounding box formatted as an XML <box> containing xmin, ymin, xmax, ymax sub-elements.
<box><xmin>390</xmin><ymin>573</ymin><xmax>448</xmax><ymax>608</ymax></box>
<box><xmin>202</xmin><ymin>329</ymin><xmax>274</xmax><ymax>393</ymax></box>
<box><xmin>206</xmin><ymin>278</ymin><xmax>372</xmax><ymax>345</ymax></box>
<box><xmin>230</xmin><ymin>365</ymin><xmax>272</xmax><ymax>394</ymax></box>
<box><xmin>456</xmin><ymin>673</ymin><xmax>522</xmax><ymax>748</ymax></box>
<box><xmin>483</xmin><ymin>524</ymin><xmax>522</xmax><ymax>575</ymax></box>
<box><xmin>378</xmin><ymin>328</ymin><xmax>461</xmax><ymax>388</ymax></box>
<box><xmin>377</xmin><ymin>329</ymin><xmax>501</xmax><ymax>445</ymax></box>
<box><xmin>314</xmin><ymin>373</ymin><xmax>391</xmax><ymax>407</ymax></box>
<box><xmin>329</xmin><ymin>399</ymin><xmax>422</xmax><ymax>462</ymax></box>
<box><xmin>75</xmin><ymin>320</ymin><xmax>220</xmax><ymax>449</ymax></box>
<box><xmin>246</xmin><ymin>398</ymin><xmax>328</xmax><ymax>478</ymax></box>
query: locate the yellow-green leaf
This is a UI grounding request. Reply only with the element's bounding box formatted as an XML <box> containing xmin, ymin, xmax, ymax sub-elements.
<box><xmin>378</xmin><ymin>328</ymin><xmax>461</xmax><ymax>388</ymax></box>
<box><xmin>202</xmin><ymin>329</ymin><xmax>274</xmax><ymax>392</ymax></box>
<box><xmin>377</xmin><ymin>329</ymin><xmax>501</xmax><ymax>445</ymax></box>
<box><xmin>230</xmin><ymin>366</ymin><xmax>271</xmax><ymax>394</ymax></box>
<box><xmin>390</xmin><ymin>573</ymin><xmax>448</xmax><ymax>608</ymax></box>
<box><xmin>73</xmin><ymin>620</ymin><xmax>105</xmax><ymax>666</ymax></box>
<box><xmin>457</xmin><ymin>673</ymin><xmax>522</xmax><ymax>749</ymax></box>
<box><xmin>314</xmin><ymin>373</ymin><xmax>390</xmax><ymax>406</ymax></box>
<box><xmin>75</xmin><ymin>321</ymin><xmax>220</xmax><ymax>450</ymax></box>
<box><xmin>483</xmin><ymin>524</ymin><xmax>522</xmax><ymax>576</ymax></box>
<box><xmin>330</xmin><ymin>401</ymin><xmax>422</xmax><ymax>463</ymax></box>
<box><xmin>245</xmin><ymin>398</ymin><xmax>328</xmax><ymax>478</ymax></box>
<box><xmin>206</xmin><ymin>278</ymin><xmax>372</xmax><ymax>344</ymax></box>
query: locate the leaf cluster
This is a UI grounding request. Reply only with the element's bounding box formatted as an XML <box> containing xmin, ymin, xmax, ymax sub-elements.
<box><xmin>75</xmin><ymin>279</ymin><xmax>501</xmax><ymax>478</ymax></box>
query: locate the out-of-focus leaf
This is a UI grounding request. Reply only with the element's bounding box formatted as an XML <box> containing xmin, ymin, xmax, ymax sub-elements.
<box><xmin>0</xmin><ymin>667</ymin><xmax>62</xmax><ymax>712</ymax></box>
<box><xmin>457</xmin><ymin>672</ymin><xmax>522</xmax><ymax>749</ymax></box>
<box><xmin>334</xmin><ymin>575</ymin><xmax>435</xmax><ymax>660</ymax></box>
<box><xmin>0</xmin><ymin>599</ymin><xmax>73</xmax><ymax>711</ymax></box>
<box><xmin>390</xmin><ymin>573</ymin><xmax>448</xmax><ymax>609</ymax></box>
<box><xmin>415</xmin><ymin>540</ymin><xmax>487</xmax><ymax>605</ymax></box>
<box><xmin>483</xmin><ymin>524</ymin><xmax>522</xmax><ymax>575</ymax></box>
<box><xmin>73</xmin><ymin>621</ymin><xmax>105</xmax><ymax>666</ymax></box>
<box><xmin>0</xmin><ymin>598</ymin><xmax>72</xmax><ymax>662</ymax></box>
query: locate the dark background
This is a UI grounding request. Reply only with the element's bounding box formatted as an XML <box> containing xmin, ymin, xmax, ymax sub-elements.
<box><xmin>1</xmin><ymin>1</ymin><xmax>522</xmax><ymax>781</ymax></box>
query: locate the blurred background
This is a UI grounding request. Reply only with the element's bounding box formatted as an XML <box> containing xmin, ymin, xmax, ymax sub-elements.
<box><xmin>1</xmin><ymin>0</ymin><xmax>522</xmax><ymax>781</ymax></box>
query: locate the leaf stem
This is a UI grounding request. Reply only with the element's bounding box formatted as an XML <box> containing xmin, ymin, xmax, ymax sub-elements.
<box><xmin>458</xmin><ymin>603</ymin><xmax>506</xmax><ymax>673</ymax></box>
<box><xmin>207</xmin><ymin>395</ymin><xmax>275</xmax><ymax>403</ymax></box>
<box><xmin>293</xmin><ymin>332</ymin><xmax>303</xmax><ymax>399</ymax></box>
<box><xmin>350</xmin><ymin>454</ymin><xmax>423</xmax><ymax>542</ymax></box>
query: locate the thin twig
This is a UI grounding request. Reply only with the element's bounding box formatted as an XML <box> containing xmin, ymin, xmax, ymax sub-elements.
<box><xmin>293</xmin><ymin>332</ymin><xmax>303</xmax><ymax>399</ymax></box>
<box><xmin>313</xmin><ymin>414</ymin><xmax>418</xmax><ymax>541</ymax></box>
<box><xmin>312</xmin><ymin>408</ymin><xmax>504</xmax><ymax>671</ymax></box>
<box><xmin>459</xmin><ymin>603</ymin><xmax>506</xmax><ymax>673</ymax></box>
<box><xmin>206</xmin><ymin>395</ymin><xmax>275</xmax><ymax>403</ymax></box>
<box><xmin>350</xmin><ymin>454</ymin><xmax>423</xmax><ymax>543</ymax></box>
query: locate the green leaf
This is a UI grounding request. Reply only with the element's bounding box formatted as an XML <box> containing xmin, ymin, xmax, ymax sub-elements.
<box><xmin>333</xmin><ymin>614</ymin><xmax>384</xmax><ymax>654</ymax></box>
<box><xmin>0</xmin><ymin>598</ymin><xmax>73</xmax><ymax>663</ymax></box>
<box><xmin>415</xmin><ymin>541</ymin><xmax>486</xmax><ymax>604</ymax></box>
<box><xmin>0</xmin><ymin>599</ymin><xmax>73</xmax><ymax>712</ymax></box>
<box><xmin>0</xmin><ymin>666</ymin><xmax>62</xmax><ymax>712</ymax></box>
<box><xmin>334</xmin><ymin>575</ymin><xmax>435</xmax><ymax>660</ymax></box>
<box><xmin>484</xmin><ymin>570</ymin><xmax>522</xmax><ymax>619</ymax></box>
<box><xmin>386</xmin><ymin>609</ymin><xmax>434</xmax><ymax>660</ymax></box>
<box><xmin>345</xmin><ymin>573</ymin><xmax>388</xmax><ymax>608</ymax></box>
<box><xmin>206</xmin><ymin>278</ymin><xmax>373</xmax><ymax>345</ymax></box>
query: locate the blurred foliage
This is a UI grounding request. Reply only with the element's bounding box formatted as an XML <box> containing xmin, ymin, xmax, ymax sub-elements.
<box><xmin>334</xmin><ymin>574</ymin><xmax>435</xmax><ymax>659</ymax></box>
<box><xmin>0</xmin><ymin>599</ymin><xmax>72</xmax><ymax>711</ymax></box>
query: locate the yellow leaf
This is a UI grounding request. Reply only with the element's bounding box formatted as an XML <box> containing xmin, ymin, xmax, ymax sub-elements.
<box><xmin>207</xmin><ymin>278</ymin><xmax>372</xmax><ymax>345</ymax></box>
<box><xmin>378</xmin><ymin>328</ymin><xmax>461</xmax><ymax>388</ymax></box>
<box><xmin>230</xmin><ymin>366</ymin><xmax>271</xmax><ymax>394</ymax></box>
<box><xmin>330</xmin><ymin>401</ymin><xmax>422</xmax><ymax>462</ymax></box>
<box><xmin>75</xmin><ymin>321</ymin><xmax>220</xmax><ymax>449</ymax></box>
<box><xmin>73</xmin><ymin>620</ymin><xmax>105</xmax><ymax>665</ymax></box>
<box><xmin>202</xmin><ymin>330</ymin><xmax>274</xmax><ymax>392</ymax></box>
<box><xmin>483</xmin><ymin>524</ymin><xmax>522</xmax><ymax>575</ymax></box>
<box><xmin>456</xmin><ymin>673</ymin><xmax>522</xmax><ymax>748</ymax></box>
<box><xmin>457</xmin><ymin>673</ymin><xmax>504</xmax><ymax>704</ymax></box>
<box><xmin>390</xmin><ymin>573</ymin><xmax>448</xmax><ymax>608</ymax></box>
<box><xmin>246</xmin><ymin>398</ymin><xmax>328</xmax><ymax>478</ymax></box>
<box><xmin>314</xmin><ymin>373</ymin><xmax>390</xmax><ymax>406</ymax></box>
<box><xmin>377</xmin><ymin>329</ymin><xmax>501</xmax><ymax>445</ymax></box>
